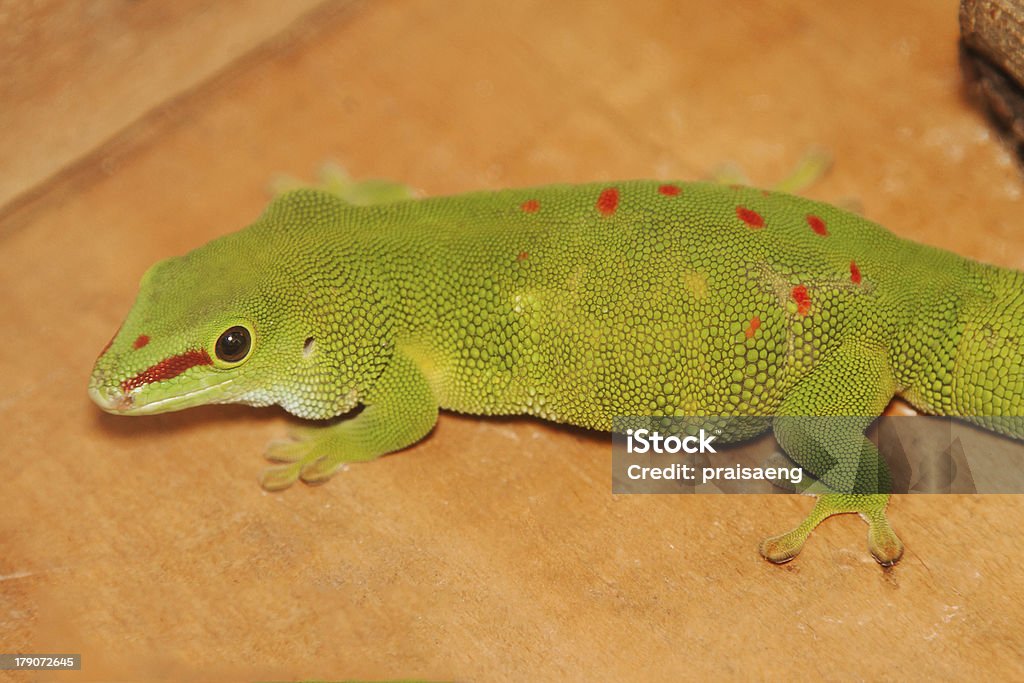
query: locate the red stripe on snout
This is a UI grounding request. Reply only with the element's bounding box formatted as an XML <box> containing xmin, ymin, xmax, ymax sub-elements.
<box><xmin>120</xmin><ymin>349</ymin><xmax>213</xmax><ymax>393</ymax></box>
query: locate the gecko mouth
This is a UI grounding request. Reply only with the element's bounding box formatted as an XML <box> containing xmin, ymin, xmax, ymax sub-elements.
<box><xmin>89</xmin><ymin>378</ymin><xmax>236</xmax><ymax>415</ymax></box>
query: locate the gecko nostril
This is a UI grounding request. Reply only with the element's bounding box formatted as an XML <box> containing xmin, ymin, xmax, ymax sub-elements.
<box><xmin>303</xmin><ymin>337</ymin><xmax>315</xmax><ymax>357</ymax></box>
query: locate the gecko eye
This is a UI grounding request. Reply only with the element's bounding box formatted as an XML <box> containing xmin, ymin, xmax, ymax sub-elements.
<box><xmin>215</xmin><ymin>326</ymin><xmax>251</xmax><ymax>363</ymax></box>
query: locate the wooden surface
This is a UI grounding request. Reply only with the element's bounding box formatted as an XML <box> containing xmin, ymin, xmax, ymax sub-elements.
<box><xmin>3</xmin><ymin>1</ymin><xmax>1024</xmax><ymax>680</ymax></box>
<box><xmin>0</xmin><ymin>0</ymin><xmax>324</xmax><ymax>210</ymax></box>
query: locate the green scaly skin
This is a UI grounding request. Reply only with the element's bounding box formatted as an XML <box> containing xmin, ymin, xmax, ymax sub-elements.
<box><xmin>89</xmin><ymin>179</ymin><xmax>1024</xmax><ymax>566</ymax></box>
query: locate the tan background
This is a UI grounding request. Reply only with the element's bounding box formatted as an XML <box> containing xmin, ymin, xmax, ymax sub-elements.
<box><xmin>3</xmin><ymin>1</ymin><xmax>1024</xmax><ymax>680</ymax></box>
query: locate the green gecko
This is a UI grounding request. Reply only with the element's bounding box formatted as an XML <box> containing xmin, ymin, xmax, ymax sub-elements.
<box><xmin>88</xmin><ymin>175</ymin><xmax>1024</xmax><ymax>566</ymax></box>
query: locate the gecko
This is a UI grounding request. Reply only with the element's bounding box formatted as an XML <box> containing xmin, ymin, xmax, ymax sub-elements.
<box><xmin>88</xmin><ymin>177</ymin><xmax>1024</xmax><ymax>566</ymax></box>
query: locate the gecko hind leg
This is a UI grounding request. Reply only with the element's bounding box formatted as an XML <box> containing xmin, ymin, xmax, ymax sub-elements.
<box><xmin>762</xmin><ymin>343</ymin><xmax>904</xmax><ymax>566</ymax></box>
<box><xmin>270</xmin><ymin>161</ymin><xmax>417</xmax><ymax>205</ymax></box>
<box><xmin>708</xmin><ymin>148</ymin><xmax>833</xmax><ymax>193</ymax></box>
<box><xmin>767</xmin><ymin>148</ymin><xmax>832</xmax><ymax>194</ymax></box>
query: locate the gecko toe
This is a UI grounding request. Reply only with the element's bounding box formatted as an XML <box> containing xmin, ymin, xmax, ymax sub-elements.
<box><xmin>299</xmin><ymin>456</ymin><xmax>347</xmax><ymax>484</ymax></box>
<box><xmin>759</xmin><ymin>531</ymin><xmax>807</xmax><ymax>564</ymax></box>
<box><xmin>865</xmin><ymin>514</ymin><xmax>905</xmax><ymax>566</ymax></box>
<box><xmin>265</xmin><ymin>439</ymin><xmax>309</xmax><ymax>463</ymax></box>
<box><xmin>259</xmin><ymin>463</ymin><xmax>302</xmax><ymax>491</ymax></box>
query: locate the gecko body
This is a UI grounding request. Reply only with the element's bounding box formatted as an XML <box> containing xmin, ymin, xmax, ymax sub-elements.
<box><xmin>90</xmin><ymin>180</ymin><xmax>1024</xmax><ymax>564</ymax></box>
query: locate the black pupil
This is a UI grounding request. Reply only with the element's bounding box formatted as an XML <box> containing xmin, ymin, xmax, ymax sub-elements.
<box><xmin>216</xmin><ymin>326</ymin><xmax>251</xmax><ymax>362</ymax></box>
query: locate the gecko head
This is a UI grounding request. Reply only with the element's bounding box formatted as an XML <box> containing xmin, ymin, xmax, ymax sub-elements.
<box><xmin>89</xmin><ymin>191</ymin><xmax>392</xmax><ymax>420</ymax></box>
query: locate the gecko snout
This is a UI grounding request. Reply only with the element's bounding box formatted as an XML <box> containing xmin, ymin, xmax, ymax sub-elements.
<box><xmin>88</xmin><ymin>377</ymin><xmax>134</xmax><ymax>413</ymax></box>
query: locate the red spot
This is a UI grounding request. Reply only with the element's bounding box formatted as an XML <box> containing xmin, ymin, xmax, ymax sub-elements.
<box><xmin>806</xmin><ymin>214</ymin><xmax>828</xmax><ymax>236</ymax></box>
<box><xmin>658</xmin><ymin>184</ymin><xmax>681</xmax><ymax>196</ymax></box>
<box><xmin>517</xmin><ymin>251</ymin><xmax>529</xmax><ymax>261</ymax></box>
<box><xmin>736</xmin><ymin>206</ymin><xmax>764</xmax><ymax>229</ymax></box>
<box><xmin>520</xmin><ymin>199</ymin><xmax>540</xmax><ymax>213</ymax></box>
<box><xmin>745</xmin><ymin>316</ymin><xmax>761</xmax><ymax>339</ymax></box>
<box><xmin>120</xmin><ymin>349</ymin><xmax>214</xmax><ymax>393</ymax></box>
<box><xmin>791</xmin><ymin>286</ymin><xmax>812</xmax><ymax>316</ymax></box>
<box><xmin>596</xmin><ymin>187</ymin><xmax>619</xmax><ymax>216</ymax></box>
<box><xmin>133</xmin><ymin>335</ymin><xmax>150</xmax><ymax>350</ymax></box>
<box><xmin>850</xmin><ymin>260</ymin><xmax>862</xmax><ymax>285</ymax></box>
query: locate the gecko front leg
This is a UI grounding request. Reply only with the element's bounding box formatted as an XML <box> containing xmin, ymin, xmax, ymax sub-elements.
<box><xmin>261</xmin><ymin>348</ymin><xmax>439</xmax><ymax>490</ymax></box>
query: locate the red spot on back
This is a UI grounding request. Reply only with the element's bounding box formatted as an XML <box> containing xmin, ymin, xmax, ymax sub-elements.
<box><xmin>806</xmin><ymin>214</ymin><xmax>828</xmax><ymax>236</ymax></box>
<box><xmin>120</xmin><ymin>349</ymin><xmax>214</xmax><ymax>393</ymax></box>
<box><xmin>517</xmin><ymin>251</ymin><xmax>529</xmax><ymax>261</ymax></box>
<box><xmin>596</xmin><ymin>187</ymin><xmax>619</xmax><ymax>216</ymax></box>
<box><xmin>850</xmin><ymin>260</ymin><xmax>862</xmax><ymax>284</ymax></box>
<box><xmin>745</xmin><ymin>316</ymin><xmax>761</xmax><ymax>339</ymax></box>
<box><xmin>736</xmin><ymin>206</ymin><xmax>764</xmax><ymax>229</ymax></box>
<box><xmin>520</xmin><ymin>199</ymin><xmax>540</xmax><ymax>213</ymax></box>
<box><xmin>133</xmin><ymin>335</ymin><xmax>150</xmax><ymax>350</ymax></box>
<box><xmin>658</xmin><ymin>184</ymin><xmax>681</xmax><ymax>196</ymax></box>
<box><xmin>791</xmin><ymin>286</ymin><xmax>812</xmax><ymax>316</ymax></box>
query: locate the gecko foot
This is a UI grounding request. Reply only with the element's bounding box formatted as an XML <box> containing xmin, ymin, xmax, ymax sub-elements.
<box><xmin>759</xmin><ymin>529</ymin><xmax>807</xmax><ymax>564</ymax></box>
<box><xmin>270</xmin><ymin>162</ymin><xmax>416</xmax><ymax>205</ymax></box>
<box><xmin>257</xmin><ymin>458</ymin><xmax>344</xmax><ymax>491</ymax></box>
<box><xmin>259</xmin><ymin>462</ymin><xmax>303</xmax><ymax>491</ymax></box>
<box><xmin>708</xmin><ymin>149</ymin><xmax>833</xmax><ymax>194</ymax></box>
<box><xmin>759</xmin><ymin>494</ymin><xmax>903</xmax><ymax>566</ymax></box>
<box><xmin>260</xmin><ymin>424</ymin><xmax>376</xmax><ymax>491</ymax></box>
<box><xmin>263</xmin><ymin>425</ymin><xmax>324</xmax><ymax>463</ymax></box>
<box><xmin>260</xmin><ymin>438</ymin><xmax>349</xmax><ymax>490</ymax></box>
<box><xmin>861</xmin><ymin>504</ymin><xmax>905</xmax><ymax>566</ymax></box>
<box><xmin>261</xmin><ymin>435</ymin><xmax>343</xmax><ymax>490</ymax></box>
